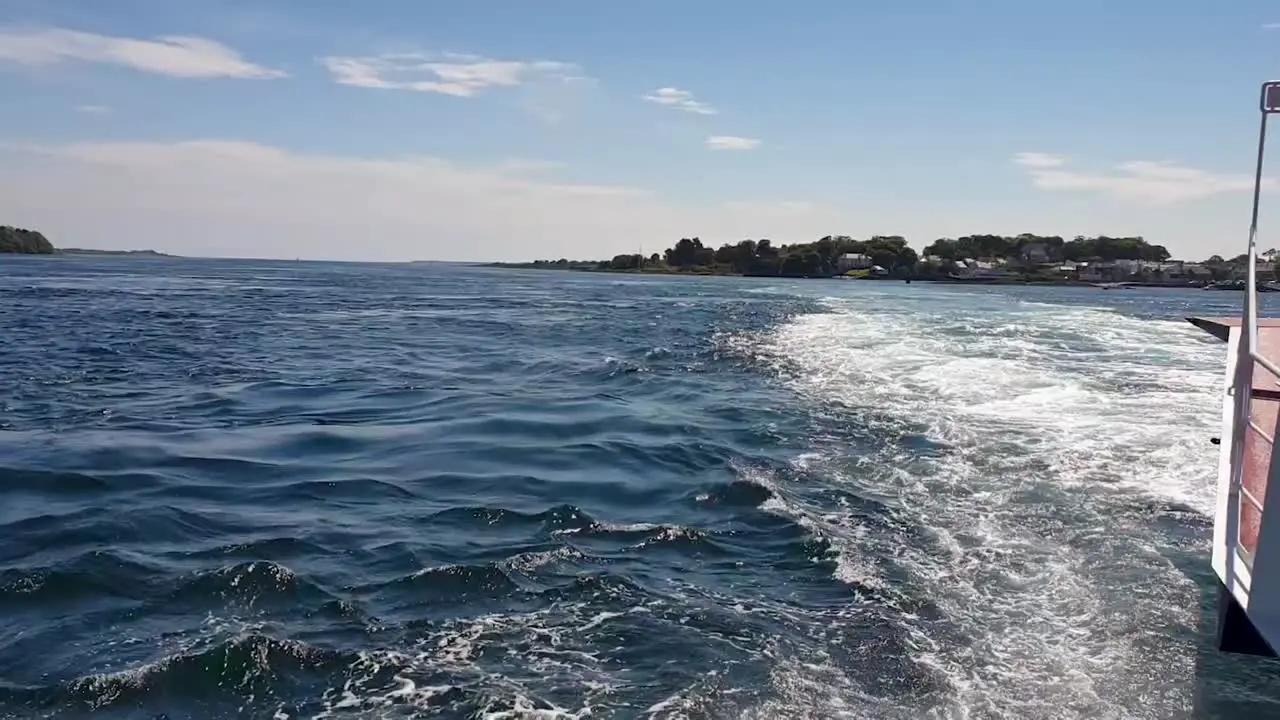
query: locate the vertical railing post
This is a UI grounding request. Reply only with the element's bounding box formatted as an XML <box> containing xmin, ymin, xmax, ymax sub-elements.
<box><xmin>1225</xmin><ymin>84</ymin><xmax>1278</xmax><ymax>596</ymax></box>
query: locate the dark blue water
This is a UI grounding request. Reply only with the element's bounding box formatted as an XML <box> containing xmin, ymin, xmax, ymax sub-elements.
<box><xmin>2</xmin><ymin>256</ymin><xmax>1279</xmax><ymax>719</ymax></box>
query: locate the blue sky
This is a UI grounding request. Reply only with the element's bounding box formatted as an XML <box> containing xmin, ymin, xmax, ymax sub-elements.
<box><xmin>1</xmin><ymin>0</ymin><xmax>1279</xmax><ymax>261</ymax></box>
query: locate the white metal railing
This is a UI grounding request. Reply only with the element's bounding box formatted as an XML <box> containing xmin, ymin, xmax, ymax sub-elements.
<box><xmin>1223</xmin><ymin>82</ymin><xmax>1280</xmax><ymax>588</ymax></box>
<box><xmin>1251</xmin><ymin>351</ymin><xmax>1280</xmax><ymax>383</ymax></box>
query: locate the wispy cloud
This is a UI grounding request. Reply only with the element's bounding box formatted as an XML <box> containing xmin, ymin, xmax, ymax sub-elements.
<box><xmin>1263</xmin><ymin>22</ymin><xmax>1280</xmax><ymax>29</ymax></box>
<box><xmin>319</xmin><ymin>52</ymin><xmax>586</xmax><ymax>97</ymax></box>
<box><xmin>74</xmin><ymin>104</ymin><xmax>108</xmax><ymax>114</ymax></box>
<box><xmin>1014</xmin><ymin>152</ymin><xmax>1275</xmax><ymax>203</ymax></box>
<box><xmin>1012</xmin><ymin>152</ymin><xmax>1067</xmax><ymax>168</ymax></box>
<box><xmin>0</xmin><ymin>27</ymin><xmax>285</xmax><ymax>79</ymax></box>
<box><xmin>643</xmin><ymin>87</ymin><xmax>716</xmax><ymax>115</ymax></box>
<box><xmin>706</xmin><ymin>135</ymin><xmax>761</xmax><ymax>151</ymax></box>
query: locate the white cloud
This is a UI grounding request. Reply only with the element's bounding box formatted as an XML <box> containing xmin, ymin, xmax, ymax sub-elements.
<box><xmin>0</xmin><ymin>138</ymin><xmax>849</xmax><ymax>262</ymax></box>
<box><xmin>706</xmin><ymin>135</ymin><xmax>761</xmax><ymax>151</ymax></box>
<box><xmin>643</xmin><ymin>87</ymin><xmax>716</xmax><ymax>115</ymax></box>
<box><xmin>0</xmin><ymin>27</ymin><xmax>285</xmax><ymax>79</ymax></box>
<box><xmin>1012</xmin><ymin>152</ymin><xmax>1066</xmax><ymax>168</ymax></box>
<box><xmin>319</xmin><ymin>52</ymin><xmax>585</xmax><ymax>97</ymax></box>
<box><xmin>74</xmin><ymin>104</ymin><xmax>108</xmax><ymax>114</ymax></box>
<box><xmin>1014</xmin><ymin>152</ymin><xmax>1275</xmax><ymax>203</ymax></box>
<box><xmin>1263</xmin><ymin>22</ymin><xmax>1280</xmax><ymax>29</ymax></box>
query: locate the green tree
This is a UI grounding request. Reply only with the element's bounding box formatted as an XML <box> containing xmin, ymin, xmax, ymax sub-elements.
<box><xmin>609</xmin><ymin>253</ymin><xmax>643</xmax><ymax>270</ymax></box>
<box><xmin>0</xmin><ymin>226</ymin><xmax>55</xmax><ymax>254</ymax></box>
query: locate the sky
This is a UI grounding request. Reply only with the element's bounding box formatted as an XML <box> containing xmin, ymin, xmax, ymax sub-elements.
<box><xmin>2</xmin><ymin>0</ymin><xmax>1280</xmax><ymax>262</ymax></box>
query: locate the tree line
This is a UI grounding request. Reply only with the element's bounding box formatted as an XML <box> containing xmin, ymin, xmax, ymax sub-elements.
<box><xmin>527</xmin><ymin>233</ymin><xmax>1198</xmax><ymax>278</ymax></box>
<box><xmin>921</xmin><ymin>233</ymin><xmax>1172</xmax><ymax>263</ymax></box>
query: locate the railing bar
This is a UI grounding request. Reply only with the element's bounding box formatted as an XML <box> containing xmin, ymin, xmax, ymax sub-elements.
<box><xmin>1240</xmin><ymin>484</ymin><xmax>1267</xmax><ymax>513</ymax></box>
<box><xmin>1249</xmin><ymin>350</ymin><xmax>1280</xmax><ymax>381</ymax></box>
<box><xmin>1238</xmin><ymin>490</ymin><xmax>1264</xmax><ymax>514</ymax></box>
<box><xmin>1248</xmin><ymin>419</ymin><xmax>1276</xmax><ymax>445</ymax></box>
<box><xmin>1235</xmin><ymin>546</ymin><xmax>1255</xmax><ymax>574</ymax></box>
<box><xmin>1236</xmin><ymin>539</ymin><xmax>1254</xmax><ymax>561</ymax></box>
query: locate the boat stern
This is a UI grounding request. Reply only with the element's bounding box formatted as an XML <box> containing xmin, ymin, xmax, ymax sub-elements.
<box><xmin>1190</xmin><ymin>316</ymin><xmax>1280</xmax><ymax>657</ymax></box>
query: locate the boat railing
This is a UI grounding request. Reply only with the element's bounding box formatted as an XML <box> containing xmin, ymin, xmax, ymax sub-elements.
<box><xmin>1221</xmin><ymin>82</ymin><xmax>1280</xmax><ymax>607</ymax></box>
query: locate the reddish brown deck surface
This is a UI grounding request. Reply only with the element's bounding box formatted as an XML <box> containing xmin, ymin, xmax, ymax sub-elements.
<box><xmin>1188</xmin><ymin>316</ymin><xmax>1280</xmax><ymax>341</ymax></box>
<box><xmin>1189</xmin><ymin>317</ymin><xmax>1279</xmax><ymax>558</ymax></box>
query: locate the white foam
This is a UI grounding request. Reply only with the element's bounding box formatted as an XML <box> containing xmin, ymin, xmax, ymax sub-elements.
<box><xmin>314</xmin><ymin>605</ymin><xmax>620</xmax><ymax>719</ymax></box>
<box><xmin>731</xmin><ymin>289</ymin><xmax>1224</xmax><ymax>718</ymax></box>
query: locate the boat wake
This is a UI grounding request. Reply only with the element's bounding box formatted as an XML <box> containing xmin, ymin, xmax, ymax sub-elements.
<box><xmin>717</xmin><ymin>288</ymin><xmax>1239</xmax><ymax>718</ymax></box>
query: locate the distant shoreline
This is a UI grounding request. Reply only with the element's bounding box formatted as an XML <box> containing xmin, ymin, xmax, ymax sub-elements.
<box><xmin>484</xmin><ymin>262</ymin><xmax>726</xmax><ymax>275</ymax></box>
<box><xmin>483</xmin><ymin>263</ymin><xmax>1227</xmax><ymax>288</ymax></box>
<box><xmin>57</xmin><ymin>248</ymin><xmax>175</xmax><ymax>257</ymax></box>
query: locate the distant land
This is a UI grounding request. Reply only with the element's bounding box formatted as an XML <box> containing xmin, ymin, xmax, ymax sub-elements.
<box><xmin>0</xmin><ymin>225</ymin><xmax>171</xmax><ymax>257</ymax></box>
<box><xmin>490</xmin><ymin>233</ymin><xmax>1266</xmax><ymax>287</ymax></box>
<box><xmin>57</xmin><ymin>248</ymin><xmax>175</xmax><ymax>257</ymax></box>
<box><xmin>0</xmin><ymin>226</ymin><xmax>54</xmax><ymax>254</ymax></box>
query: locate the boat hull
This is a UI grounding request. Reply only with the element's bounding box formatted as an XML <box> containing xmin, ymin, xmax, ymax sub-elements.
<box><xmin>1217</xmin><ymin>580</ymin><xmax>1277</xmax><ymax>656</ymax></box>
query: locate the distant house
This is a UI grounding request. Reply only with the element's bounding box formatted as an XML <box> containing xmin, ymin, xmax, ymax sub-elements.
<box><xmin>1019</xmin><ymin>242</ymin><xmax>1050</xmax><ymax>264</ymax></box>
<box><xmin>838</xmin><ymin>253</ymin><xmax>872</xmax><ymax>271</ymax></box>
<box><xmin>1078</xmin><ymin>261</ymin><xmax>1127</xmax><ymax>283</ymax></box>
<box><xmin>952</xmin><ymin>258</ymin><xmax>1014</xmax><ymax>279</ymax></box>
<box><xmin>1230</xmin><ymin>261</ymin><xmax>1277</xmax><ymax>282</ymax></box>
<box><xmin>1185</xmin><ymin>263</ymin><xmax>1212</xmax><ymax>281</ymax></box>
<box><xmin>1078</xmin><ymin>263</ymin><xmax>1102</xmax><ymax>282</ymax></box>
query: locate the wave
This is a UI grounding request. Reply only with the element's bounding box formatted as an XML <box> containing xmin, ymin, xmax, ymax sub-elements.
<box><xmin>0</xmin><ymin>632</ymin><xmax>349</xmax><ymax>716</ymax></box>
<box><xmin>0</xmin><ymin>550</ymin><xmax>161</xmax><ymax>609</ymax></box>
<box><xmin>166</xmin><ymin>560</ymin><xmax>342</xmax><ymax>611</ymax></box>
<box><xmin>179</xmin><ymin>535</ymin><xmax>336</xmax><ymax>562</ymax></box>
<box><xmin>552</xmin><ymin>521</ymin><xmax>716</xmax><ymax>555</ymax></box>
<box><xmin>364</xmin><ymin>564</ymin><xmax>521</xmax><ymax>604</ymax></box>
<box><xmin>0</xmin><ymin>504</ymin><xmax>250</xmax><ymax>567</ymax></box>
<box><xmin>690</xmin><ymin>477</ymin><xmax>776</xmax><ymax>507</ymax></box>
<box><xmin>0</xmin><ymin>468</ymin><xmax>164</xmax><ymax>496</ymax></box>
<box><xmin>243</xmin><ymin>477</ymin><xmax>421</xmax><ymax>505</ymax></box>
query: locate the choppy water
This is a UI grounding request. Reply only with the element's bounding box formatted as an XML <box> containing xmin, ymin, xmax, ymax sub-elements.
<box><xmin>3</xmin><ymin>256</ymin><xmax>1280</xmax><ymax>719</ymax></box>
